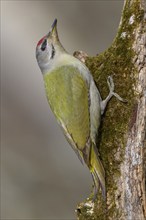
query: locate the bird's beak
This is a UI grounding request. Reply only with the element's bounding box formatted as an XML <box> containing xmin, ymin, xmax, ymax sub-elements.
<box><xmin>47</xmin><ymin>19</ymin><xmax>58</xmax><ymax>41</ymax></box>
<box><xmin>51</xmin><ymin>19</ymin><xmax>57</xmax><ymax>32</ymax></box>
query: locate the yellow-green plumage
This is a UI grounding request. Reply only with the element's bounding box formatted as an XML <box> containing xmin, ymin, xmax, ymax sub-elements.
<box><xmin>36</xmin><ymin>19</ymin><xmax>121</xmax><ymax>200</ymax></box>
<box><xmin>44</xmin><ymin>66</ymin><xmax>90</xmax><ymax>150</ymax></box>
<box><xmin>43</xmin><ymin>64</ymin><xmax>105</xmax><ymax>198</ymax></box>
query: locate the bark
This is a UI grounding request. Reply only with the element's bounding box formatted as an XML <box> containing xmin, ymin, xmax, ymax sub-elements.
<box><xmin>75</xmin><ymin>0</ymin><xmax>146</xmax><ymax>219</ymax></box>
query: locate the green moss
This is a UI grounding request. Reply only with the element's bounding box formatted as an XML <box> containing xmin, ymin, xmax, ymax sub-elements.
<box><xmin>77</xmin><ymin>1</ymin><xmax>144</xmax><ymax>219</ymax></box>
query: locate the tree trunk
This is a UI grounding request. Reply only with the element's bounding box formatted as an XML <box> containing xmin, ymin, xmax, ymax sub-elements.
<box><xmin>75</xmin><ymin>0</ymin><xmax>146</xmax><ymax>219</ymax></box>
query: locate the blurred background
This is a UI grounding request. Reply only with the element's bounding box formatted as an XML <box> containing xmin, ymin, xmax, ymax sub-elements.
<box><xmin>1</xmin><ymin>1</ymin><xmax>124</xmax><ymax>219</ymax></box>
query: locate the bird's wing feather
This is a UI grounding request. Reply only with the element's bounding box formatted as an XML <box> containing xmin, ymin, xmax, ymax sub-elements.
<box><xmin>58</xmin><ymin>117</ymin><xmax>84</xmax><ymax>164</ymax></box>
<box><xmin>44</xmin><ymin>65</ymin><xmax>90</xmax><ymax>157</ymax></box>
<box><xmin>44</xmin><ymin>64</ymin><xmax>106</xmax><ymax>196</ymax></box>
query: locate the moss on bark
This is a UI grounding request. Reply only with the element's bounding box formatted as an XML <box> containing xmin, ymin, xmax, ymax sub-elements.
<box><xmin>76</xmin><ymin>1</ymin><xmax>144</xmax><ymax>219</ymax></box>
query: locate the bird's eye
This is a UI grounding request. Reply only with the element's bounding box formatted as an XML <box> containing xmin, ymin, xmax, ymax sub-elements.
<box><xmin>41</xmin><ymin>39</ymin><xmax>47</xmax><ymax>51</ymax></box>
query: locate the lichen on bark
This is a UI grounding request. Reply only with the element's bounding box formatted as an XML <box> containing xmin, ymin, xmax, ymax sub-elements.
<box><xmin>76</xmin><ymin>0</ymin><xmax>145</xmax><ymax>219</ymax></box>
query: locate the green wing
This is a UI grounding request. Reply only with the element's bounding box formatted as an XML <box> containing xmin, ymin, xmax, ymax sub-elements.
<box><xmin>44</xmin><ymin>65</ymin><xmax>90</xmax><ymax>152</ymax></box>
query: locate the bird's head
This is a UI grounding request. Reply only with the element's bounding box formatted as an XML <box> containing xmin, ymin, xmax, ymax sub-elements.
<box><xmin>36</xmin><ymin>19</ymin><xmax>65</xmax><ymax>74</ymax></box>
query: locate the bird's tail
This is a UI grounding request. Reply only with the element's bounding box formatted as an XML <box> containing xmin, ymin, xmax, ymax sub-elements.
<box><xmin>89</xmin><ymin>144</ymin><xmax>106</xmax><ymax>200</ymax></box>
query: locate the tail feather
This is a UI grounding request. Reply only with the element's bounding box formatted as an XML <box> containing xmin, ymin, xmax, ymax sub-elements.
<box><xmin>91</xmin><ymin>171</ymin><xmax>100</xmax><ymax>200</ymax></box>
<box><xmin>90</xmin><ymin>144</ymin><xmax>106</xmax><ymax>200</ymax></box>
